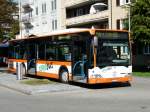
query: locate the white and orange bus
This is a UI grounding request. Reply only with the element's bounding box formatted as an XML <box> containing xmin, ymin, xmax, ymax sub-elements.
<box><xmin>8</xmin><ymin>28</ymin><xmax>132</xmax><ymax>84</ymax></box>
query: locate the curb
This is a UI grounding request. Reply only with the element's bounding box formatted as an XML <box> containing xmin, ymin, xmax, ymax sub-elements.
<box><xmin>0</xmin><ymin>83</ymin><xmax>32</xmax><ymax>95</ymax></box>
<box><xmin>0</xmin><ymin>72</ymin><xmax>31</xmax><ymax>95</ymax></box>
<box><xmin>0</xmin><ymin>82</ymin><xmax>86</xmax><ymax>95</ymax></box>
<box><xmin>0</xmin><ymin>71</ymin><xmax>86</xmax><ymax>95</ymax></box>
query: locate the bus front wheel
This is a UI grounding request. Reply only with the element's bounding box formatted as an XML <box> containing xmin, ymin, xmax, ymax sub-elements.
<box><xmin>60</xmin><ymin>70</ymin><xmax>69</xmax><ymax>83</ymax></box>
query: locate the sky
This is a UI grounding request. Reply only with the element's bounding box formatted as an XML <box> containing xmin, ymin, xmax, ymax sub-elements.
<box><xmin>13</xmin><ymin>0</ymin><xmax>29</xmax><ymax>4</ymax></box>
<box><xmin>13</xmin><ymin>0</ymin><xmax>18</xmax><ymax>2</ymax></box>
<box><xmin>13</xmin><ymin>0</ymin><xmax>27</xmax><ymax>3</ymax></box>
<box><xmin>13</xmin><ymin>0</ymin><xmax>19</xmax><ymax>3</ymax></box>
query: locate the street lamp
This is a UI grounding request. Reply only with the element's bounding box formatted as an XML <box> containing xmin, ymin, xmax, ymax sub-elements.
<box><xmin>89</xmin><ymin>2</ymin><xmax>107</xmax><ymax>67</ymax></box>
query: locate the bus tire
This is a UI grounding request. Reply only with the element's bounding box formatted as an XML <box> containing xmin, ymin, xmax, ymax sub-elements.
<box><xmin>60</xmin><ymin>70</ymin><xmax>69</xmax><ymax>83</ymax></box>
<box><xmin>125</xmin><ymin>81</ymin><xmax>131</xmax><ymax>87</ymax></box>
<box><xmin>21</xmin><ymin>64</ymin><xmax>26</xmax><ymax>79</ymax></box>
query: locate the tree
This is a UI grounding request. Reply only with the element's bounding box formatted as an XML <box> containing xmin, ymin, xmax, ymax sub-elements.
<box><xmin>0</xmin><ymin>0</ymin><xmax>19</xmax><ymax>40</ymax></box>
<box><xmin>131</xmin><ymin>0</ymin><xmax>150</xmax><ymax>44</ymax></box>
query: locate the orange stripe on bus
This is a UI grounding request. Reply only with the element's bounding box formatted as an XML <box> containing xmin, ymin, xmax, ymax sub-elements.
<box><xmin>88</xmin><ymin>76</ymin><xmax>132</xmax><ymax>84</ymax></box>
<box><xmin>37</xmin><ymin>72</ymin><xmax>59</xmax><ymax>79</ymax></box>
<box><xmin>37</xmin><ymin>60</ymin><xmax>71</xmax><ymax>66</ymax></box>
<box><xmin>8</xmin><ymin>59</ymin><xmax>27</xmax><ymax>63</ymax></box>
<box><xmin>8</xmin><ymin>68</ymin><xmax>16</xmax><ymax>73</ymax></box>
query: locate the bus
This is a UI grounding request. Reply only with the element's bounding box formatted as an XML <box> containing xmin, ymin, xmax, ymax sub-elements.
<box><xmin>8</xmin><ymin>28</ymin><xmax>132</xmax><ymax>84</ymax></box>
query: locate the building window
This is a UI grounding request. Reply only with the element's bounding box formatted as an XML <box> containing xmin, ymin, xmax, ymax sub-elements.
<box><xmin>42</xmin><ymin>3</ymin><xmax>47</xmax><ymax>13</ymax></box>
<box><xmin>51</xmin><ymin>0</ymin><xmax>57</xmax><ymax>11</ymax></box>
<box><xmin>124</xmin><ymin>0</ymin><xmax>130</xmax><ymax>4</ymax></box>
<box><xmin>51</xmin><ymin>1</ymin><xmax>53</xmax><ymax>10</ymax></box>
<box><xmin>36</xmin><ymin>7</ymin><xmax>38</xmax><ymax>15</ymax></box>
<box><xmin>55</xmin><ymin>19</ymin><xmax>57</xmax><ymax>29</ymax></box>
<box><xmin>119</xmin><ymin>0</ymin><xmax>131</xmax><ymax>6</ymax></box>
<box><xmin>116</xmin><ymin>18</ymin><xmax>128</xmax><ymax>30</ymax></box>
<box><xmin>117</xmin><ymin>19</ymin><xmax>128</xmax><ymax>30</ymax></box>
<box><xmin>143</xmin><ymin>45</ymin><xmax>150</xmax><ymax>54</ymax></box>
<box><xmin>52</xmin><ymin>20</ymin><xmax>54</xmax><ymax>30</ymax></box>
<box><xmin>52</xmin><ymin>19</ymin><xmax>57</xmax><ymax>30</ymax></box>
<box><xmin>54</xmin><ymin>0</ymin><xmax>57</xmax><ymax>10</ymax></box>
<box><xmin>77</xmin><ymin>8</ymin><xmax>84</xmax><ymax>16</ymax></box>
<box><xmin>116</xmin><ymin>19</ymin><xmax>120</xmax><ymax>29</ymax></box>
<box><xmin>29</xmin><ymin>11</ymin><xmax>32</xmax><ymax>18</ymax></box>
<box><xmin>122</xmin><ymin>18</ymin><xmax>128</xmax><ymax>30</ymax></box>
<box><xmin>116</xmin><ymin>0</ymin><xmax>120</xmax><ymax>6</ymax></box>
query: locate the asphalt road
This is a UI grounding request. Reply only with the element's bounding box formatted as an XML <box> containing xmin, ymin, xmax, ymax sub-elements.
<box><xmin>0</xmin><ymin>77</ymin><xmax>150</xmax><ymax>112</ymax></box>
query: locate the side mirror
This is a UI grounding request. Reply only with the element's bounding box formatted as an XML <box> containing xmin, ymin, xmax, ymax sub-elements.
<box><xmin>93</xmin><ymin>36</ymin><xmax>98</xmax><ymax>47</ymax></box>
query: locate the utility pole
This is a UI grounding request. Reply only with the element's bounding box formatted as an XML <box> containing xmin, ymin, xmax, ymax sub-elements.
<box><xmin>121</xmin><ymin>1</ymin><xmax>132</xmax><ymax>32</ymax></box>
<box><xmin>110</xmin><ymin>0</ymin><xmax>112</xmax><ymax>29</ymax></box>
<box><xmin>128</xmin><ymin>2</ymin><xmax>131</xmax><ymax>33</ymax></box>
<box><xmin>18</xmin><ymin>0</ymin><xmax>22</xmax><ymax>39</ymax></box>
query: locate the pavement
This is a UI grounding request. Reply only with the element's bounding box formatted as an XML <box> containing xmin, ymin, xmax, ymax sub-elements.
<box><xmin>0</xmin><ymin>68</ymin><xmax>86</xmax><ymax>95</ymax></box>
<box><xmin>0</xmin><ymin>68</ymin><xmax>150</xmax><ymax>112</ymax></box>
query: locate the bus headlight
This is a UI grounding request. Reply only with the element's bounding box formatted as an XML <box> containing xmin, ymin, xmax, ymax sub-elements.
<box><xmin>125</xmin><ymin>73</ymin><xmax>132</xmax><ymax>77</ymax></box>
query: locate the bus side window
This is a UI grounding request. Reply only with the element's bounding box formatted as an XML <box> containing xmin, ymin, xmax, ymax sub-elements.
<box><xmin>27</xmin><ymin>44</ymin><xmax>36</xmax><ymax>60</ymax></box>
<box><xmin>8</xmin><ymin>46</ymin><xmax>12</xmax><ymax>59</ymax></box>
<box><xmin>20</xmin><ymin>45</ymin><xmax>27</xmax><ymax>59</ymax></box>
<box><xmin>14</xmin><ymin>46</ymin><xmax>20</xmax><ymax>59</ymax></box>
<box><xmin>46</xmin><ymin>45</ymin><xmax>56</xmax><ymax>60</ymax></box>
<box><xmin>57</xmin><ymin>46</ymin><xmax>71</xmax><ymax>61</ymax></box>
<box><xmin>38</xmin><ymin>44</ymin><xmax>46</xmax><ymax>60</ymax></box>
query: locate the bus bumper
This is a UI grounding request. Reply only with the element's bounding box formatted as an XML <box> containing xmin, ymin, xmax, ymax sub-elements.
<box><xmin>8</xmin><ymin>68</ymin><xmax>16</xmax><ymax>73</ymax></box>
<box><xmin>88</xmin><ymin>76</ymin><xmax>132</xmax><ymax>84</ymax></box>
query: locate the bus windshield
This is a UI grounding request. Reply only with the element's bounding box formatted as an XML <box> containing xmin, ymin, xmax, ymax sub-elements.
<box><xmin>95</xmin><ymin>31</ymin><xmax>130</xmax><ymax>67</ymax></box>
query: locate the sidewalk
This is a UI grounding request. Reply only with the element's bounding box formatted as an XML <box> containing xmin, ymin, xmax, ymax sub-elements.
<box><xmin>0</xmin><ymin>68</ymin><xmax>86</xmax><ymax>95</ymax></box>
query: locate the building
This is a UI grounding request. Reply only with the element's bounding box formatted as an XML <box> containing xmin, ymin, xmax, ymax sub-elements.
<box><xmin>18</xmin><ymin>0</ymin><xmax>131</xmax><ymax>39</ymax></box>
<box><xmin>65</xmin><ymin>0</ymin><xmax>131</xmax><ymax>30</ymax></box>
<box><xmin>18</xmin><ymin>0</ymin><xmax>65</xmax><ymax>38</ymax></box>
<box><xmin>17</xmin><ymin>0</ymin><xmax>150</xmax><ymax>70</ymax></box>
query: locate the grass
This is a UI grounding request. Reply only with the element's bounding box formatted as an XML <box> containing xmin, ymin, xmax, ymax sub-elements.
<box><xmin>133</xmin><ymin>72</ymin><xmax>150</xmax><ymax>78</ymax></box>
<box><xmin>21</xmin><ymin>79</ymin><xmax>57</xmax><ymax>85</ymax></box>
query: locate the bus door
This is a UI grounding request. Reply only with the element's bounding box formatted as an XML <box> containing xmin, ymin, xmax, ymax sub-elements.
<box><xmin>27</xmin><ymin>44</ymin><xmax>37</xmax><ymax>75</ymax></box>
<box><xmin>72</xmin><ymin>39</ymin><xmax>88</xmax><ymax>83</ymax></box>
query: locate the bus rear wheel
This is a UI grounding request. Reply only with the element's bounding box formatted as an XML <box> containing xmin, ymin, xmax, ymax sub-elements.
<box><xmin>60</xmin><ymin>70</ymin><xmax>69</xmax><ymax>83</ymax></box>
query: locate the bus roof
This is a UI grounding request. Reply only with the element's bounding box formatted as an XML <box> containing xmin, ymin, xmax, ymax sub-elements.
<box><xmin>10</xmin><ymin>28</ymin><xmax>128</xmax><ymax>42</ymax></box>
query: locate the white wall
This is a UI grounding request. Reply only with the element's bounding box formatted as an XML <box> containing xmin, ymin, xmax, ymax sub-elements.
<box><xmin>20</xmin><ymin>0</ymin><xmax>61</xmax><ymax>38</ymax></box>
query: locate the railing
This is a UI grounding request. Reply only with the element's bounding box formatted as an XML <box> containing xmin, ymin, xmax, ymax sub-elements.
<box><xmin>21</xmin><ymin>15</ymin><xmax>32</xmax><ymax>23</ymax></box>
<box><xmin>65</xmin><ymin>0</ymin><xmax>90</xmax><ymax>7</ymax></box>
<box><xmin>22</xmin><ymin>2</ymin><xmax>33</xmax><ymax>13</ymax></box>
<box><xmin>66</xmin><ymin>10</ymin><xmax>109</xmax><ymax>26</ymax></box>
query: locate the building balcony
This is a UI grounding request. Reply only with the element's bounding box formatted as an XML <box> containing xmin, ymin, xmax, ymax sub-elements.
<box><xmin>21</xmin><ymin>16</ymin><xmax>33</xmax><ymax>29</ymax></box>
<box><xmin>22</xmin><ymin>3</ymin><xmax>33</xmax><ymax>13</ymax></box>
<box><xmin>65</xmin><ymin>0</ymin><xmax>91</xmax><ymax>8</ymax></box>
<box><xmin>21</xmin><ymin>15</ymin><xmax>31</xmax><ymax>23</ymax></box>
<box><xmin>66</xmin><ymin>10</ymin><xmax>109</xmax><ymax>27</ymax></box>
<box><xmin>23</xmin><ymin>22</ymin><xmax>33</xmax><ymax>29</ymax></box>
<box><xmin>65</xmin><ymin>0</ymin><xmax>107</xmax><ymax>8</ymax></box>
